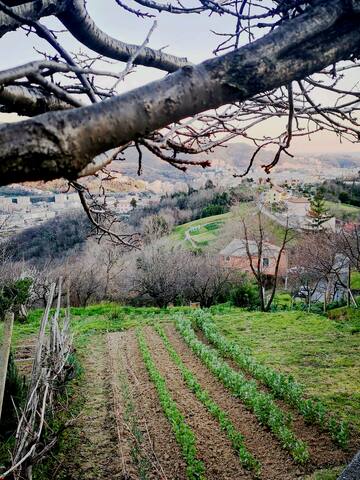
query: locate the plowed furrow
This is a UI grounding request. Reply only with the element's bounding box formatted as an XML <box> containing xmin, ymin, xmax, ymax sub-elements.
<box><xmin>144</xmin><ymin>326</ymin><xmax>253</xmax><ymax>480</ymax></box>
<box><xmin>115</xmin><ymin>329</ymin><xmax>187</xmax><ymax>480</ymax></box>
<box><xmin>164</xmin><ymin>324</ymin><xmax>302</xmax><ymax>480</ymax></box>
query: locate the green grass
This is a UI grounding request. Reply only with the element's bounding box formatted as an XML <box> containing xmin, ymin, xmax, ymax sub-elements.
<box><xmin>325</xmin><ymin>201</ymin><xmax>360</xmax><ymax>220</ymax></box>
<box><xmin>172</xmin><ymin>213</ymin><xmax>230</xmax><ymax>242</ymax></box>
<box><xmin>210</xmin><ymin>307</ymin><xmax>360</xmax><ymax>432</ymax></box>
<box><xmin>194</xmin><ymin>310</ymin><xmax>349</xmax><ymax>447</ymax></box>
<box><xmin>2</xmin><ymin>302</ymin><xmax>359</xmax><ymax>445</ymax></box>
<box><xmin>170</xmin><ymin>202</ymin><xmax>256</xmax><ymax>249</ymax></box>
<box><xmin>274</xmin><ymin>292</ymin><xmax>293</xmax><ymax>308</ymax></box>
<box><xmin>304</xmin><ymin>466</ymin><xmax>344</xmax><ymax>480</ymax></box>
<box><xmin>351</xmin><ymin>271</ymin><xmax>360</xmax><ymax>290</ymax></box>
<box><xmin>0</xmin><ymin>304</ymin><xmax>195</xmax><ymax>349</ymax></box>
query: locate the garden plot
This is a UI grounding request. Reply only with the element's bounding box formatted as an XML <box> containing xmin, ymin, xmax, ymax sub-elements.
<box><xmin>54</xmin><ymin>323</ymin><xmax>358</xmax><ymax>480</ymax></box>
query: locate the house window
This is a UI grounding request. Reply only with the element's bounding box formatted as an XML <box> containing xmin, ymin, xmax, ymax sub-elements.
<box><xmin>262</xmin><ymin>257</ymin><xmax>269</xmax><ymax>268</ymax></box>
<box><xmin>225</xmin><ymin>256</ymin><xmax>230</xmax><ymax>262</ymax></box>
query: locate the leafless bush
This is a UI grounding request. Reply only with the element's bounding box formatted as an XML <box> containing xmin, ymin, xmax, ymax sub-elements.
<box><xmin>133</xmin><ymin>242</ymin><xmax>232</xmax><ymax>307</ymax></box>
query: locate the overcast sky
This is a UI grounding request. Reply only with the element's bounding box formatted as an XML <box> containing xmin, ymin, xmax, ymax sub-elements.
<box><xmin>1</xmin><ymin>1</ymin><xmax>360</xmax><ymax>156</ymax></box>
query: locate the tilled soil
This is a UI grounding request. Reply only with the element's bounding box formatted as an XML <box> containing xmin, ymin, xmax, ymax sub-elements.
<box><xmin>108</xmin><ymin>330</ymin><xmax>187</xmax><ymax>480</ymax></box>
<box><xmin>144</xmin><ymin>326</ymin><xmax>253</xmax><ymax>480</ymax></box>
<box><xmin>57</xmin><ymin>327</ymin><xmax>354</xmax><ymax>480</ymax></box>
<box><xmin>194</xmin><ymin>327</ymin><xmax>354</xmax><ymax>467</ymax></box>
<box><xmin>163</xmin><ymin>325</ymin><xmax>302</xmax><ymax>479</ymax></box>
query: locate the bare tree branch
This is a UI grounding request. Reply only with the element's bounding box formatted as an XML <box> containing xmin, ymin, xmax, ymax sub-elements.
<box><xmin>57</xmin><ymin>0</ymin><xmax>189</xmax><ymax>72</ymax></box>
<box><xmin>0</xmin><ymin>0</ymin><xmax>359</xmax><ymax>185</ymax></box>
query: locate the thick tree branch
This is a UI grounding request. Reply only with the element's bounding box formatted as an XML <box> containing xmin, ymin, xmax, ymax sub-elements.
<box><xmin>57</xmin><ymin>0</ymin><xmax>189</xmax><ymax>72</ymax></box>
<box><xmin>0</xmin><ymin>84</ymin><xmax>71</xmax><ymax>115</ymax></box>
<box><xmin>0</xmin><ymin>0</ymin><xmax>360</xmax><ymax>185</ymax></box>
<box><xmin>0</xmin><ymin>0</ymin><xmax>67</xmax><ymax>37</ymax></box>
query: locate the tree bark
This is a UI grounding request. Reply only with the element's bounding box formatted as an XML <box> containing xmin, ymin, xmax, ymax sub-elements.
<box><xmin>0</xmin><ymin>84</ymin><xmax>71</xmax><ymax>116</ymax></box>
<box><xmin>0</xmin><ymin>0</ymin><xmax>68</xmax><ymax>38</ymax></box>
<box><xmin>0</xmin><ymin>0</ymin><xmax>360</xmax><ymax>185</ymax></box>
<box><xmin>57</xmin><ymin>0</ymin><xmax>188</xmax><ymax>72</ymax></box>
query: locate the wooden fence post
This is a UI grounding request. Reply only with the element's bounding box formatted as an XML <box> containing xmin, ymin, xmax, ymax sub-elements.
<box><xmin>0</xmin><ymin>311</ymin><xmax>15</xmax><ymax>421</ymax></box>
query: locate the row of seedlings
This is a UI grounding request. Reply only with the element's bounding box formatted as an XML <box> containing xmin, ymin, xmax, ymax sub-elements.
<box><xmin>193</xmin><ymin>310</ymin><xmax>349</xmax><ymax>448</ymax></box>
<box><xmin>155</xmin><ymin>324</ymin><xmax>261</xmax><ymax>474</ymax></box>
<box><xmin>175</xmin><ymin>316</ymin><xmax>310</xmax><ymax>464</ymax></box>
<box><xmin>137</xmin><ymin>330</ymin><xmax>206</xmax><ymax>480</ymax></box>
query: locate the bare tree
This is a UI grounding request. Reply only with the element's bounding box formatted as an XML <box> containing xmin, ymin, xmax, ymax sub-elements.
<box><xmin>338</xmin><ymin>224</ymin><xmax>360</xmax><ymax>272</ymax></box>
<box><xmin>134</xmin><ymin>243</ymin><xmax>191</xmax><ymax>307</ymax></box>
<box><xmin>186</xmin><ymin>254</ymin><xmax>232</xmax><ymax>308</ymax></box>
<box><xmin>141</xmin><ymin>213</ymin><xmax>174</xmax><ymax>244</ymax></box>
<box><xmin>291</xmin><ymin>231</ymin><xmax>354</xmax><ymax>310</ymax></box>
<box><xmin>0</xmin><ymin>0</ymin><xmax>359</xmax><ymax>189</ymax></box>
<box><xmin>242</xmin><ymin>212</ymin><xmax>293</xmax><ymax>311</ymax></box>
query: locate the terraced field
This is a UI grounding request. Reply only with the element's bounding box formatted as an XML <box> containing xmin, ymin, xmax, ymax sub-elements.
<box><xmin>50</xmin><ymin>317</ymin><xmax>358</xmax><ymax>480</ymax></box>
<box><xmin>3</xmin><ymin>305</ymin><xmax>358</xmax><ymax>479</ymax></box>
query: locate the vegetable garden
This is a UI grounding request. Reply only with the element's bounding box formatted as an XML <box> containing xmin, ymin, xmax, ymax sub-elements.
<box><xmin>2</xmin><ymin>305</ymin><xmax>359</xmax><ymax>479</ymax></box>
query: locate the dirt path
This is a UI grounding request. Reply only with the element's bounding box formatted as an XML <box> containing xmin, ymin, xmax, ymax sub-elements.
<box><xmin>14</xmin><ymin>336</ymin><xmax>36</xmax><ymax>376</ymax></box>
<box><xmin>60</xmin><ymin>335</ymin><xmax>124</xmax><ymax>480</ymax></box>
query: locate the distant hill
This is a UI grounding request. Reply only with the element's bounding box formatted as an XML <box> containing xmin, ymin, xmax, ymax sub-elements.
<box><xmin>113</xmin><ymin>143</ymin><xmax>360</xmax><ymax>184</ymax></box>
<box><xmin>5</xmin><ymin>143</ymin><xmax>360</xmax><ymax>196</ymax></box>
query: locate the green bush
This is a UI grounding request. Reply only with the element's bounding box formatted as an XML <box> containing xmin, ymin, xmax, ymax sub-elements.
<box><xmin>0</xmin><ymin>278</ymin><xmax>32</xmax><ymax>321</ymax></box>
<box><xmin>229</xmin><ymin>282</ymin><xmax>260</xmax><ymax>309</ymax></box>
<box><xmin>201</xmin><ymin>204</ymin><xmax>227</xmax><ymax>217</ymax></box>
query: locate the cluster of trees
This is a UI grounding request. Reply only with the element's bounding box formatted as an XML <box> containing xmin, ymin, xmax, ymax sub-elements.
<box><xmin>321</xmin><ymin>179</ymin><xmax>360</xmax><ymax>209</ymax></box>
<box><xmin>0</xmin><ymin>224</ymin><xmax>262</xmax><ymax>310</ymax></box>
<box><xmin>134</xmin><ymin>244</ymin><xmax>235</xmax><ymax>308</ymax></box>
<box><xmin>2</xmin><ymin>187</ymin><xmax>360</xmax><ymax>315</ymax></box>
<box><xmin>200</xmin><ymin>192</ymin><xmax>231</xmax><ymax>218</ymax></box>
<box><xmin>128</xmin><ymin>185</ymin><xmax>253</xmax><ymax>230</ymax></box>
<box><xmin>294</xmin><ymin>180</ymin><xmax>360</xmax><ymax>216</ymax></box>
<box><xmin>2</xmin><ymin>184</ymin><xmax>254</xmax><ymax>267</ymax></box>
<box><xmin>5</xmin><ymin>211</ymin><xmax>91</xmax><ymax>263</ymax></box>
<box><xmin>288</xmin><ymin>226</ymin><xmax>360</xmax><ymax>311</ymax></box>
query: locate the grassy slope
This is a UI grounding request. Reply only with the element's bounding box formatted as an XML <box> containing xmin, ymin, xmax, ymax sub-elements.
<box><xmin>350</xmin><ymin>271</ymin><xmax>360</xmax><ymax>290</ymax></box>
<box><xmin>325</xmin><ymin>201</ymin><xmax>360</xmax><ymax>220</ymax></box>
<box><xmin>171</xmin><ymin>212</ymin><xmax>231</xmax><ymax>247</ymax></box>
<box><xmin>170</xmin><ymin>201</ymin><xmax>288</xmax><ymax>250</ymax></box>
<box><xmin>210</xmin><ymin>307</ymin><xmax>360</xmax><ymax>432</ymax></box>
